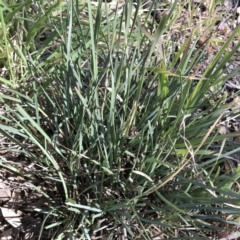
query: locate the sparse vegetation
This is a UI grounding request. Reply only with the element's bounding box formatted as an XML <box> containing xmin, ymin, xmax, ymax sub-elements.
<box><xmin>0</xmin><ymin>0</ymin><xmax>240</xmax><ymax>239</ymax></box>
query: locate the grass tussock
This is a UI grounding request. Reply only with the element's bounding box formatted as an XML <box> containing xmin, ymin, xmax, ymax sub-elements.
<box><xmin>0</xmin><ymin>0</ymin><xmax>240</xmax><ymax>239</ymax></box>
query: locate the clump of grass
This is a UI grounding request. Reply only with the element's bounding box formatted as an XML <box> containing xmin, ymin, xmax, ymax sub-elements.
<box><xmin>1</xmin><ymin>0</ymin><xmax>240</xmax><ymax>239</ymax></box>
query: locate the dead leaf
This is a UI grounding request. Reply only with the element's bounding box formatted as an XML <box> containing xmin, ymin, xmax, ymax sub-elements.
<box><xmin>1</xmin><ymin>207</ymin><xmax>22</xmax><ymax>228</ymax></box>
<box><xmin>0</xmin><ymin>182</ymin><xmax>11</xmax><ymax>202</ymax></box>
<box><xmin>218</xmin><ymin>124</ymin><xmax>228</xmax><ymax>135</ymax></box>
<box><xmin>219</xmin><ymin>231</ymin><xmax>240</xmax><ymax>240</ymax></box>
